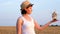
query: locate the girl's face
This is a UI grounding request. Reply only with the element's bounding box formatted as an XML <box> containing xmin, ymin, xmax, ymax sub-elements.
<box><xmin>25</xmin><ymin>6</ymin><xmax>32</xmax><ymax>14</ymax></box>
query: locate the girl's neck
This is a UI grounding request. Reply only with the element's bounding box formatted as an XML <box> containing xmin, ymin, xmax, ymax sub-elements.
<box><xmin>23</xmin><ymin>14</ymin><xmax>30</xmax><ymax>16</ymax></box>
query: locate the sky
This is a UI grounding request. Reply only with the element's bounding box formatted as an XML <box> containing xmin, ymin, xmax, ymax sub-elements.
<box><xmin>0</xmin><ymin>0</ymin><xmax>60</xmax><ymax>26</ymax></box>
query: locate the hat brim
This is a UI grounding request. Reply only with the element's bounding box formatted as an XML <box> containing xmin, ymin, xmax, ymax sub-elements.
<box><xmin>28</xmin><ymin>4</ymin><xmax>34</xmax><ymax>6</ymax></box>
<box><xmin>27</xmin><ymin>4</ymin><xmax>34</xmax><ymax>8</ymax></box>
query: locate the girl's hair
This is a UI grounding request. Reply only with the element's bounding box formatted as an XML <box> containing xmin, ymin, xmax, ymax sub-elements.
<box><xmin>21</xmin><ymin>9</ymin><xmax>27</xmax><ymax>15</ymax></box>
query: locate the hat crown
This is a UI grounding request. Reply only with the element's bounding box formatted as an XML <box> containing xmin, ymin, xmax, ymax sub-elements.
<box><xmin>21</xmin><ymin>0</ymin><xmax>30</xmax><ymax>10</ymax></box>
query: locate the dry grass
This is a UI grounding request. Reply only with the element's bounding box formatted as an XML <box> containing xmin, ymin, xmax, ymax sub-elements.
<box><xmin>35</xmin><ymin>26</ymin><xmax>60</xmax><ymax>34</ymax></box>
<box><xmin>0</xmin><ymin>26</ymin><xmax>16</xmax><ymax>34</ymax></box>
<box><xmin>0</xmin><ymin>26</ymin><xmax>60</xmax><ymax>34</ymax></box>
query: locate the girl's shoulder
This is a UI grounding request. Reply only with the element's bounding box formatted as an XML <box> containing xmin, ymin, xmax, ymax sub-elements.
<box><xmin>16</xmin><ymin>16</ymin><xmax>23</xmax><ymax>26</ymax></box>
<box><xmin>17</xmin><ymin>16</ymin><xmax>23</xmax><ymax>21</ymax></box>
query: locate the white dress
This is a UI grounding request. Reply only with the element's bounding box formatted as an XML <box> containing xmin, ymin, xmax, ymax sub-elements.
<box><xmin>21</xmin><ymin>15</ymin><xmax>35</xmax><ymax>34</ymax></box>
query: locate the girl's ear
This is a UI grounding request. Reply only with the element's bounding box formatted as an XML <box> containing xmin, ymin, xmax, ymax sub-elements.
<box><xmin>24</xmin><ymin>8</ymin><xmax>27</xmax><ymax>11</ymax></box>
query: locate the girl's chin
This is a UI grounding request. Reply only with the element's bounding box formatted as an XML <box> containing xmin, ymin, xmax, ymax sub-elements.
<box><xmin>27</xmin><ymin>13</ymin><xmax>32</xmax><ymax>14</ymax></box>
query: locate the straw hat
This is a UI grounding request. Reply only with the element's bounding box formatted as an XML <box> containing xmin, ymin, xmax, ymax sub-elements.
<box><xmin>20</xmin><ymin>0</ymin><xmax>33</xmax><ymax>10</ymax></box>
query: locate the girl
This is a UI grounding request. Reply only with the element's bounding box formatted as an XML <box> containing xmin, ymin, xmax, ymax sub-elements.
<box><xmin>16</xmin><ymin>0</ymin><xmax>57</xmax><ymax>34</ymax></box>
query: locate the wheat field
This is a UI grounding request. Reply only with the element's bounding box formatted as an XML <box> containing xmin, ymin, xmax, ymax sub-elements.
<box><xmin>0</xmin><ymin>26</ymin><xmax>60</xmax><ymax>34</ymax></box>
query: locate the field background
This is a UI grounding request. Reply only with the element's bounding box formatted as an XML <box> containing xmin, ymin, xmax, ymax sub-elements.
<box><xmin>0</xmin><ymin>26</ymin><xmax>60</xmax><ymax>34</ymax></box>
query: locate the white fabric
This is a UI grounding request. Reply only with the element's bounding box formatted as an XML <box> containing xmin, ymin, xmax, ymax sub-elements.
<box><xmin>21</xmin><ymin>15</ymin><xmax>35</xmax><ymax>34</ymax></box>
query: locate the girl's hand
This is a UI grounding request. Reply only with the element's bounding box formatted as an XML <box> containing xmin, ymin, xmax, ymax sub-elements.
<box><xmin>50</xmin><ymin>19</ymin><xmax>58</xmax><ymax>23</ymax></box>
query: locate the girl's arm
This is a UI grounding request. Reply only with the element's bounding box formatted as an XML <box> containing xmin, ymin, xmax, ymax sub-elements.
<box><xmin>34</xmin><ymin>20</ymin><xmax>57</xmax><ymax>31</ymax></box>
<box><xmin>16</xmin><ymin>18</ymin><xmax>23</xmax><ymax>34</ymax></box>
